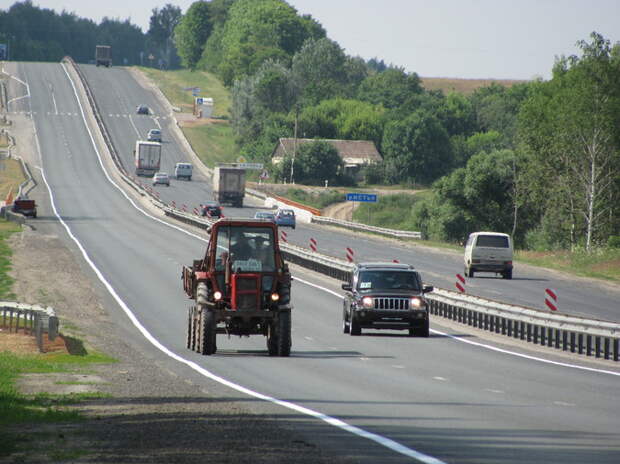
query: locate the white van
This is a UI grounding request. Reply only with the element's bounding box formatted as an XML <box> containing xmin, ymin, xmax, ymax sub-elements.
<box><xmin>174</xmin><ymin>162</ymin><xmax>193</xmax><ymax>181</ymax></box>
<box><xmin>464</xmin><ymin>232</ymin><xmax>513</xmax><ymax>279</ymax></box>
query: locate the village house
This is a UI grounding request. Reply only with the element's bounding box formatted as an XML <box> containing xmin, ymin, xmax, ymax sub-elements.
<box><xmin>271</xmin><ymin>138</ymin><xmax>382</xmax><ymax>178</ymax></box>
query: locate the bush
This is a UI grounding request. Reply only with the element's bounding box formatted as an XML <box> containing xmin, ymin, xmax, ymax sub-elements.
<box><xmin>608</xmin><ymin>235</ymin><xmax>620</xmax><ymax>249</ymax></box>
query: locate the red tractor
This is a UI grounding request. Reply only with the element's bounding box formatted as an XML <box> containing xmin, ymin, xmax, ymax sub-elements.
<box><xmin>182</xmin><ymin>218</ymin><xmax>292</xmax><ymax>356</ymax></box>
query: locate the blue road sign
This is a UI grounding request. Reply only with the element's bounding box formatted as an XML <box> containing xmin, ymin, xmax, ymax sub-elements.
<box><xmin>346</xmin><ymin>193</ymin><xmax>377</xmax><ymax>202</ymax></box>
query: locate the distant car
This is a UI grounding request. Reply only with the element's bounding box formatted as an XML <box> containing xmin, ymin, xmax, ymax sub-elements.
<box><xmin>275</xmin><ymin>208</ymin><xmax>296</xmax><ymax>229</ymax></box>
<box><xmin>201</xmin><ymin>202</ymin><xmax>222</xmax><ymax>218</ymax></box>
<box><xmin>152</xmin><ymin>172</ymin><xmax>170</xmax><ymax>186</ymax></box>
<box><xmin>254</xmin><ymin>211</ymin><xmax>276</xmax><ymax>222</ymax></box>
<box><xmin>147</xmin><ymin>128</ymin><xmax>162</xmax><ymax>142</ymax></box>
<box><xmin>342</xmin><ymin>262</ymin><xmax>433</xmax><ymax>337</ymax></box>
<box><xmin>136</xmin><ymin>105</ymin><xmax>149</xmax><ymax>115</ymax></box>
<box><xmin>11</xmin><ymin>198</ymin><xmax>37</xmax><ymax>218</ymax></box>
<box><xmin>174</xmin><ymin>162</ymin><xmax>193</xmax><ymax>181</ymax></box>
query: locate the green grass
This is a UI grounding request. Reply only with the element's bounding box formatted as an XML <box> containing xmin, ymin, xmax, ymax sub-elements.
<box><xmin>138</xmin><ymin>67</ymin><xmax>231</xmax><ymax>118</ymax></box>
<box><xmin>0</xmin><ymin>349</ymin><xmax>116</xmax><ymax>456</ymax></box>
<box><xmin>183</xmin><ymin>123</ymin><xmax>237</xmax><ymax>167</ymax></box>
<box><xmin>0</xmin><ymin>219</ymin><xmax>21</xmax><ymax>300</ymax></box>
<box><xmin>0</xmin><ymin>158</ymin><xmax>26</xmax><ymax>202</ymax></box>
<box><xmin>281</xmin><ymin>188</ymin><xmax>345</xmax><ymax>210</ymax></box>
<box><xmin>517</xmin><ymin>247</ymin><xmax>620</xmax><ymax>282</ymax></box>
<box><xmin>352</xmin><ymin>192</ymin><xmax>431</xmax><ymax>231</ymax></box>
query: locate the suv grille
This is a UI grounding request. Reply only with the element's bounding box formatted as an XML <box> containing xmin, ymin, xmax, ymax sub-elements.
<box><xmin>373</xmin><ymin>297</ymin><xmax>410</xmax><ymax>310</ymax></box>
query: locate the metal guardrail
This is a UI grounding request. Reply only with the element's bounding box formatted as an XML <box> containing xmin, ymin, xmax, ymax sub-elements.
<box><xmin>67</xmin><ymin>55</ymin><xmax>619</xmax><ymax>362</ymax></box>
<box><xmin>311</xmin><ymin>215</ymin><xmax>422</xmax><ymax>239</ymax></box>
<box><xmin>1</xmin><ymin>302</ymin><xmax>59</xmax><ymax>352</ymax></box>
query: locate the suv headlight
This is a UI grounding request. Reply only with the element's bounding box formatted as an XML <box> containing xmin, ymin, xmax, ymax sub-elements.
<box><xmin>410</xmin><ymin>297</ymin><xmax>423</xmax><ymax>308</ymax></box>
<box><xmin>361</xmin><ymin>296</ymin><xmax>374</xmax><ymax>308</ymax></box>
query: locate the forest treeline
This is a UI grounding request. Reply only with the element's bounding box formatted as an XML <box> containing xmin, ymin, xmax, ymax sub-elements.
<box><xmin>0</xmin><ymin>0</ymin><xmax>182</xmax><ymax>67</ymax></box>
<box><xmin>2</xmin><ymin>0</ymin><xmax>619</xmax><ymax>251</ymax></box>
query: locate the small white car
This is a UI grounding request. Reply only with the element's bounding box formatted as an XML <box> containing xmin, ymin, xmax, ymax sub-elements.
<box><xmin>152</xmin><ymin>172</ymin><xmax>170</xmax><ymax>186</ymax></box>
<box><xmin>147</xmin><ymin>129</ymin><xmax>162</xmax><ymax>142</ymax></box>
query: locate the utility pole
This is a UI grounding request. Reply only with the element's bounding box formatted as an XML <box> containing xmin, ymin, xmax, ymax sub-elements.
<box><xmin>289</xmin><ymin>104</ymin><xmax>299</xmax><ymax>184</ymax></box>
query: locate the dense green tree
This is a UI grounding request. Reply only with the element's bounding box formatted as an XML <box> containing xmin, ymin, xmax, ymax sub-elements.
<box><xmin>174</xmin><ymin>1</ymin><xmax>211</xmax><ymax>70</ymax></box>
<box><xmin>202</xmin><ymin>0</ymin><xmax>324</xmax><ymax>85</ymax></box>
<box><xmin>357</xmin><ymin>67</ymin><xmax>422</xmax><ymax>109</ymax></box>
<box><xmin>148</xmin><ymin>4</ymin><xmax>182</xmax><ymax>68</ymax></box>
<box><xmin>281</xmin><ymin>140</ymin><xmax>343</xmax><ymax>185</ymax></box>
<box><xmin>382</xmin><ymin>109</ymin><xmax>452</xmax><ymax>185</ymax></box>
<box><xmin>291</xmin><ymin>37</ymin><xmax>349</xmax><ymax>105</ymax></box>
<box><xmin>519</xmin><ymin>32</ymin><xmax>620</xmax><ymax>250</ymax></box>
<box><xmin>299</xmin><ymin>98</ymin><xmax>384</xmax><ymax>147</ymax></box>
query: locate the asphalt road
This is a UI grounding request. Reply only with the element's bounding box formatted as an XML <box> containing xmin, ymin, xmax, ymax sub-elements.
<box><xmin>4</xmin><ymin>61</ymin><xmax>620</xmax><ymax>464</ymax></box>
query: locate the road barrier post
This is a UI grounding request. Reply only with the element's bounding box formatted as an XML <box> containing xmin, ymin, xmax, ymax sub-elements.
<box><xmin>455</xmin><ymin>274</ymin><xmax>466</xmax><ymax>293</ymax></box>
<box><xmin>309</xmin><ymin>238</ymin><xmax>317</xmax><ymax>252</ymax></box>
<box><xmin>545</xmin><ymin>288</ymin><xmax>558</xmax><ymax>311</ymax></box>
<box><xmin>345</xmin><ymin>247</ymin><xmax>354</xmax><ymax>263</ymax></box>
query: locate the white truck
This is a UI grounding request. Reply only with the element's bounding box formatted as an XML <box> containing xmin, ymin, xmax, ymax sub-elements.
<box><xmin>95</xmin><ymin>45</ymin><xmax>112</xmax><ymax>67</ymax></box>
<box><xmin>134</xmin><ymin>140</ymin><xmax>162</xmax><ymax>177</ymax></box>
<box><xmin>213</xmin><ymin>164</ymin><xmax>246</xmax><ymax>207</ymax></box>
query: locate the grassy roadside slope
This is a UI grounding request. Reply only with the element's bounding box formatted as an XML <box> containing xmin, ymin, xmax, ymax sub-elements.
<box><xmin>137</xmin><ymin>67</ymin><xmax>237</xmax><ymax>167</ymax></box>
<box><xmin>0</xmin><ymin>219</ymin><xmax>21</xmax><ymax>299</ymax></box>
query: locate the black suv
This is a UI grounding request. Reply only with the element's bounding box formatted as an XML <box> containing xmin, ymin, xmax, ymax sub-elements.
<box><xmin>342</xmin><ymin>262</ymin><xmax>433</xmax><ymax>337</ymax></box>
<box><xmin>201</xmin><ymin>202</ymin><xmax>222</xmax><ymax>218</ymax></box>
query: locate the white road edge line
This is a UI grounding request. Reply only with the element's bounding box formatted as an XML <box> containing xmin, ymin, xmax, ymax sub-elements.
<box><xmin>49</xmin><ymin>64</ymin><xmax>446</xmax><ymax>463</ymax></box>
<box><xmin>292</xmin><ymin>276</ymin><xmax>620</xmax><ymax>377</ymax></box>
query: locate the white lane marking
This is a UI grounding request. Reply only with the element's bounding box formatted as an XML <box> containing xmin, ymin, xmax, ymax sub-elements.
<box><xmin>304</xmin><ymin>336</ymin><xmax>314</xmax><ymax>341</ymax></box>
<box><xmin>433</xmin><ymin>377</ymin><xmax>448</xmax><ymax>382</ymax></box>
<box><xmin>553</xmin><ymin>401</ymin><xmax>575</xmax><ymax>407</ymax></box>
<box><xmin>57</xmin><ymin>63</ymin><xmax>445</xmax><ymax>464</ymax></box>
<box><xmin>51</xmin><ymin>88</ymin><xmax>58</xmax><ymax>115</ymax></box>
<box><xmin>392</xmin><ymin>365</ymin><xmax>405</xmax><ymax>369</ymax></box>
<box><xmin>7</xmin><ymin>94</ymin><xmax>30</xmax><ymax>105</ymax></box>
<box><xmin>153</xmin><ymin>116</ymin><xmax>162</xmax><ymax>129</ymax></box>
<box><xmin>484</xmin><ymin>389</ymin><xmax>504</xmax><ymax>394</ymax></box>
<box><xmin>127</xmin><ymin>114</ymin><xmax>141</xmax><ymax>138</ymax></box>
<box><xmin>294</xmin><ymin>277</ymin><xmax>620</xmax><ymax>377</ymax></box>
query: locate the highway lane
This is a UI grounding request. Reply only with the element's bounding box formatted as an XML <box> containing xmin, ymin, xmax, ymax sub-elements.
<box><xmin>76</xmin><ymin>65</ymin><xmax>620</xmax><ymax>323</ymax></box>
<box><xmin>6</xmin><ymin>61</ymin><xmax>620</xmax><ymax>463</ymax></box>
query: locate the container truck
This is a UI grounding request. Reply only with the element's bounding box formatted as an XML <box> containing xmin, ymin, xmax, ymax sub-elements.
<box><xmin>95</xmin><ymin>45</ymin><xmax>112</xmax><ymax>67</ymax></box>
<box><xmin>134</xmin><ymin>140</ymin><xmax>162</xmax><ymax>177</ymax></box>
<box><xmin>213</xmin><ymin>164</ymin><xmax>246</xmax><ymax>207</ymax></box>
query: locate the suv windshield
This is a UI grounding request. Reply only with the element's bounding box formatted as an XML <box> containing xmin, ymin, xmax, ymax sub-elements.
<box><xmin>215</xmin><ymin>226</ymin><xmax>276</xmax><ymax>272</ymax></box>
<box><xmin>357</xmin><ymin>270</ymin><xmax>420</xmax><ymax>292</ymax></box>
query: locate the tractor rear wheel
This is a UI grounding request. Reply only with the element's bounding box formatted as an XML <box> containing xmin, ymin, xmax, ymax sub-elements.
<box><xmin>200</xmin><ymin>309</ymin><xmax>217</xmax><ymax>355</ymax></box>
<box><xmin>277</xmin><ymin>312</ymin><xmax>291</xmax><ymax>357</ymax></box>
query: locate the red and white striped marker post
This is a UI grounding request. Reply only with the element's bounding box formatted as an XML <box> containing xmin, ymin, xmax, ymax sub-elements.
<box><xmin>193</xmin><ymin>207</ymin><xmax>199</xmax><ymax>215</ymax></box>
<box><xmin>182</xmin><ymin>204</ymin><xmax>187</xmax><ymax>212</ymax></box>
<box><xmin>455</xmin><ymin>273</ymin><xmax>466</xmax><ymax>293</ymax></box>
<box><xmin>280</xmin><ymin>230</ymin><xmax>288</xmax><ymax>243</ymax></box>
<box><xmin>171</xmin><ymin>200</ymin><xmax>176</xmax><ymax>209</ymax></box>
<box><xmin>309</xmin><ymin>238</ymin><xmax>317</xmax><ymax>252</ymax></box>
<box><xmin>545</xmin><ymin>288</ymin><xmax>558</xmax><ymax>311</ymax></box>
<box><xmin>345</xmin><ymin>247</ymin><xmax>354</xmax><ymax>263</ymax></box>
<box><xmin>393</xmin><ymin>259</ymin><xmax>399</xmax><ymax>263</ymax></box>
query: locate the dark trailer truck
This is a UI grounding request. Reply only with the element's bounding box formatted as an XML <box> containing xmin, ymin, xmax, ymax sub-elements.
<box><xmin>95</xmin><ymin>45</ymin><xmax>112</xmax><ymax>67</ymax></box>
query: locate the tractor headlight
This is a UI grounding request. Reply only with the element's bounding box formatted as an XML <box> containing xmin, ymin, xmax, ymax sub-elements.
<box><xmin>213</xmin><ymin>291</ymin><xmax>222</xmax><ymax>301</ymax></box>
<box><xmin>361</xmin><ymin>296</ymin><xmax>374</xmax><ymax>308</ymax></box>
<box><xmin>410</xmin><ymin>297</ymin><xmax>422</xmax><ymax>308</ymax></box>
<box><xmin>271</xmin><ymin>292</ymin><xmax>280</xmax><ymax>302</ymax></box>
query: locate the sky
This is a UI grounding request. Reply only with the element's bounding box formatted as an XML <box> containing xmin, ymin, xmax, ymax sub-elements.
<box><xmin>8</xmin><ymin>0</ymin><xmax>620</xmax><ymax>80</ymax></box>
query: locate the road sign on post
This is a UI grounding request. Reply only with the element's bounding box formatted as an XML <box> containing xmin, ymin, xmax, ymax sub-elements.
<box><xmin>346</xmin><ymin>193</ymin><xmax>378</xmax><ymax>202</ymax></box>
